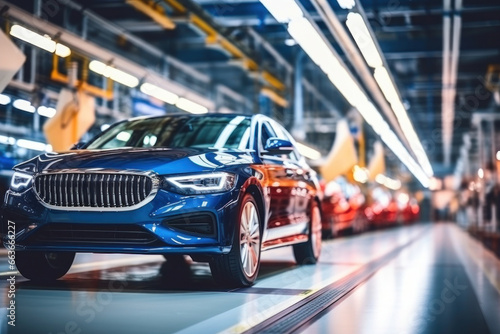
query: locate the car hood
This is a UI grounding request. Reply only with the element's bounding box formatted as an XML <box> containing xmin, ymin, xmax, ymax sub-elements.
<box><xmin>14</xmin><ymin>147</ymin><xmax>256</xmax><ymax>175</ymax></box>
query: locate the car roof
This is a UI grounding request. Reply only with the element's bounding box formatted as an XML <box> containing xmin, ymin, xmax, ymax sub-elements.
<box><xmin>128</xmin><ymin>113</ymin><xmax>254</xmax><ymax>122</ymax></box>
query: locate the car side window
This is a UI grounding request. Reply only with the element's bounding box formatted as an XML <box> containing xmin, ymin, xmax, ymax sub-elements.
<box><xmin>270</xmin><ymin>122</ymin><xmax>300</xmax><ymax>162</ymax></box>
<box><xmin>261</xmin><ymin>122</ymin><xmax>276</xmax><ymax>151</ymax></box>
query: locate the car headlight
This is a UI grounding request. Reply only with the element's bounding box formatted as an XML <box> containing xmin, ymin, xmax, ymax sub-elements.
<box><xmin>165</xmin><ymin>172</ymin><xmax>237</xmax><ymax>195</ymax></box>
<box><xmin>10</xmin><ymin>171</ymin><xmax>33</xmax><ymax>192</ymax></box>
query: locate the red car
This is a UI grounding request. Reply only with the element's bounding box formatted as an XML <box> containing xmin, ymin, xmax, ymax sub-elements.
<box><xmin>321</xmin><ymin>177</ymin><xmax>367</xmax><ymax>238</ymax></box>
<box><xmin>364</xmin><ymin>186</ymin><xmax>398</xmax><ymax>228</ymax></box>
<box><xmin>397</xmin><ymin>193</ymin><xmax>420</xmax><ymax>224</ymax></box>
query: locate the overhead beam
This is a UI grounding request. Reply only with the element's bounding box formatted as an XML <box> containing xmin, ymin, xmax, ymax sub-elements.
<box><xmin>384</xmin><ymin>49</ymin><xmax>499</xmax><ymax>59</ymax></box>
<box><xmin>442</xmin><ymin>0</ymin><xmax>462</xmax><ymax>167</ymax></box>
<box><xmin>200</xmin><ymin>5</ymin><xmax>500</xmax><ymax>27</ymax></box>
<box><xmin>126</xmin><ymin>0</ymin><xmax>176</xmax><ymax>29</ymax></box>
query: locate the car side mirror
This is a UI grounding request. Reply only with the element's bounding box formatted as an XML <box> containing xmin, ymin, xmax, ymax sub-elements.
<box><xmin>71</xmin><ymin>141</ymin><xmax>87</xmax><ymax>150</ymax></box>
<box><xmin>264</xmin><ymin>138</ymin><xmax>294</xmax><ymax>155</ymax></box>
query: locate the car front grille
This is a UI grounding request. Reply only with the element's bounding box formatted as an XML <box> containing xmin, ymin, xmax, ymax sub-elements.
<box><xmin>34</xmin><ymin>172</ymin><xmax>156</xmax><ymax>209</ymax></box>
<box><xmin>29</xmin><ymin>223</ymin><xmax>160</xmax><ymax>245</ymax></box>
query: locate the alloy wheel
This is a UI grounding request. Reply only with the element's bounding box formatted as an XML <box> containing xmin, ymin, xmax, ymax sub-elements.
<box><xmin>239</xmin><ymin>201</ymin><xmax>260</xmax><ymax>277</ymax></box>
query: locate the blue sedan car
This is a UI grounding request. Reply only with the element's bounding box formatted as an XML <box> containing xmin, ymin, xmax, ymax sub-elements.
<box><xmin>1</xmin><ymin>114</ymin><xmax>322</xmax><ymax>287</ymax></box>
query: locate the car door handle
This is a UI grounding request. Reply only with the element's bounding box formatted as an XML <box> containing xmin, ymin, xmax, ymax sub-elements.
<box><xmin>285</xmin><ymin>169</ymin><xmax>295</xmax><ymax>176</ymax></box>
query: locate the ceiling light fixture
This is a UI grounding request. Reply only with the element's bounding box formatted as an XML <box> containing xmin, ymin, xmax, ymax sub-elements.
<box><xmin>337</xmin><ymin>0</ymin><xmax>355</xmax><ymax>10</ymax></box>
<box><xmin>13</xmin><ymin>99</ymin><xmax>35</xmax><ymax>113</ymax></box>
<box><xmin>176</xmin><ymin>98</ymin><xmax>208</xmax><ymax>114</ymax></box>
<box><xmin>345</xmin><ymin>11</ymin><xmax>433</xmax><ymax>178</ymax></box>
<box><xmin>0</xmin><ymin>135</ymin><xmax>16</xmax><ymax>145</ymax></box>
<box><xmin>140</xmin><ymin>83</ymin><xmax>179</xmax><ymax>105</ymax></box>
<box><xmin>259</xmin><ymin>0</ymin><xmax>303</xmax><ymax>23</ymax></box>
<box><xmin>345</xmin><ymin>13</ymin><xmax>383</xmax><ymax>68</ymax></box>
<box><xmin>10</xmin><ymin>24</ymin><xmax>71</xmax><ymax>57</ymax></box>
<box><xmin>16</xmin><ymin>139</ymin><xmax>51</xmax><ymax>152</ymax></box>
<box><xmin>89</xmin><ymin>60</ymin><xmax>139</xmax><ymax>88</ymax></box>
<box><xmin>37</xmin><ymin>106</ymin><xmax>56</xmax><ymax>118</ymax></box>
<box><xmin>0</xmin><ymin>94</ymin><xmax>11</xmax><ymax>105</ymax></box>
<box><xmin>374</xmin><ymin>67</ymin><xmax>399</xmax><ymax>103</ymax></box>
<box><xmin>375</xmin><ymin>174</ymin><xmax>402</xmax><ymax>190</ymax></box>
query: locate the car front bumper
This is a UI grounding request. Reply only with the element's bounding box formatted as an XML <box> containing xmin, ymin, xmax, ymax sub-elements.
<box><xmin>1</xmin><ymin>186</ymin><xmax>241</xmax><ymax>255</ymax></box>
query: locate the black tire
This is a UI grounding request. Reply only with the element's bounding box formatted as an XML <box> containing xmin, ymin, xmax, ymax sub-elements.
<box><xmin>162</xmin><ymin>254</ymin><xmax>185</xmax><ymax>262</ymax></box>
<box><xmin>322</xmin><ymin>216</ymin><xmax>335</xmax><ymax>240</ymax></box>
<box><xmin>16</xmin><ymin>251</ymin><xmax>75</xmax><ymax>281</ymax></box>
<box><xmin>294</xmin><ymin>201</ymin><xmax>322</xmax><ymax>264</ymax></box>
<box><xmin>210</xmin><ymin>193</ymin><xmax>261</xmax><ymax>287</ymax></box>
<box><xmin>322</xmin><ymin>228</ymin><xmax>333</xmax><ymax>240</ymax></box>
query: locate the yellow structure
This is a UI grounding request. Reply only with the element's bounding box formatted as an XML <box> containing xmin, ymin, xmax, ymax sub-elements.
<box><xmin>367</xmin><ymin>141</ymin><xmax>385</xmax><ymax>181</ymax></box>
<box><xmin>320</xmin><ymin>119</ymin><xmax>358</xmax><ymax>182</ymax></box>
<box><xmin>43</xmin><ymin>89</ymin><xmax>96</xmax><ymax>151</ymax></box>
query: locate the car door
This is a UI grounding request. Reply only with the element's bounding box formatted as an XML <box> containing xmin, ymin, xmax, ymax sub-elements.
<box><xmin>270</xmin><ymin>122</ymin><xmax>312</xmax><ymax>228</ymax></box>
<box><xmin>257</xmin><ymin>120</ymin><xmax>298</xmax><ymax>242</ymax></box>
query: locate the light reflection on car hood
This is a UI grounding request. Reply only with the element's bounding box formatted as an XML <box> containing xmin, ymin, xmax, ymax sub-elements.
<box><xmin>14</xmin><ymin>147</ymin><xmax>257</xmax><ymax>175</ymax></box>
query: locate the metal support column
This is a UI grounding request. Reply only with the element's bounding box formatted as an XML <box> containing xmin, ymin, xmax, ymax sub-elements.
<box><xmin>32</xmin><ymin>0</ymin><xmax>41</xmax><ymax>132</ymax></box>
<box><xmin>491</xmin><ymin>120</ymin><xmax>498</xmax><ymax>232</ymax></box>
<box><xmin>292</xmin><ymin>50</ymin><xmax>305</xmax><ymax>141</ymax></box>
<box><xmin>478</xmin><ymin>120</ymin><xmax>484</xmax><ymax>229</ymax></box>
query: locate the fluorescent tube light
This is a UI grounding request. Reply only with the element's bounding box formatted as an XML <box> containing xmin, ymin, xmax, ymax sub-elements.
<box><xmin>13</xmin><ymin>99</ymin><xmax>35</xmax><ymax>113</ymax></box>
<box><xmin>16</xmin><ymin>139</ymin><xmax>50</xmax><ymax>152</ymax></box>
<box><xmin>0</xmin><ymin>135</ymin><xmax>16</xmax><ymax>145</ymax></box>
<box><xmin>355</xmin><ymin>100</ymin><xmax>389</xmax><ymax>134</ymax></box>
<box><xmin>391</xmin><ymin>101</ymin><xmax>433</xmax><ymax>177</ymax></box>
<box><xmin>346</xmin><ymin>13</ymin><xmax>383</xmax><ymax>68</ymax></box>
<box><xmin>89</xmin><ymin>60</ymin><xmax>139</xmax><ymax>88</ymax></box>
<box><xmin>375</xmin><ymin>174</ymin><xmax>401</xmax><ymax>190</ymax></box>
<box><xmin>287</xmin><ymin>17</ymin><xmax>337</xmax><ymax>72</ymax></box>
<box><xmin>10</xmin><ymin>24</ymin><xmax>71</xmax><ymax>58</ymax></box>
<box><xmin>259</xmin><ymin>0</ymin><xmax>303</xmax><ymax>23</ymax></box>
<box><xmin>337</xmin><ymin>0</ymin><xmax>355</xmax><ymax>9</ymax></box>
<box><xmin>327</xmin><ymin>69</ymin><xmax>366</xmax><ymax>108</ymax></box>
<box><xmin>140</xmin><ymin>83</ymin><xmax>179</xmax><ymax>105</ymax></box>
<box><xmin>37</xmin><ymin>106</ymin><xmax>56</xmax><ymax>118</ymax></box>
<box><xmin>0</xmin><ymin>94</ymin><xmax>11</xmax><ymax>105</ymax></box>
<box><xmin>55</xmin><ymin>43</ymin><xmax>71</xmax><ymax>58</ymax></box>
<box><xmin>374</xmin><ymin>67</ymin><xmax>399</xmax><ymax>104</ymax></box>
<box><xmin>346</xmin><ymin>12</ymin><xmax>434</xmax><ymax>178</ymax></box>
<box><xmin>287</xmin><ymin>18</ymin><xmax>367</xmax><ymax>108</ymax></box>
<box><xmin>296</xmin><ymin>142</ymin><xmax>321</xmax><ymax>160</ymax></box>
<box><xmin>176</xmin><ymin>98</ymin><xmax>208</xmax><ymax>114</ymax></box>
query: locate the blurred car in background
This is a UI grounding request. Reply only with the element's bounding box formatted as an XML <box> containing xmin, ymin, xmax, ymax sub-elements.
<box><xmin>364</xmin><ymin>186</ymin><xmax>398</xmax><ymax>228</ymax></box>
<box><xmin>321</xmin><ymin>176</ymin><xmax>367</xmax><ymax>238</ymax></box>
<box><xmin>397</xmin><ymin>192</ymin><xmax>420</xmax><ymax>224</ymax></box>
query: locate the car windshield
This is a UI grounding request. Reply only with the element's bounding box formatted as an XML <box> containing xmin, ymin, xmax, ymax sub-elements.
<box><xmin>87</xmin><ymin>115</ymin><xmax>251</xmax><ymax>150</ymax></box>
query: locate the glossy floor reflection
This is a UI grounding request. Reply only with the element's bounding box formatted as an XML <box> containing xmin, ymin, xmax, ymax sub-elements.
<box><xmin>0</xmin><ymin>223</ymin><xmax>499</xmax><ymax>334</ymax></box>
